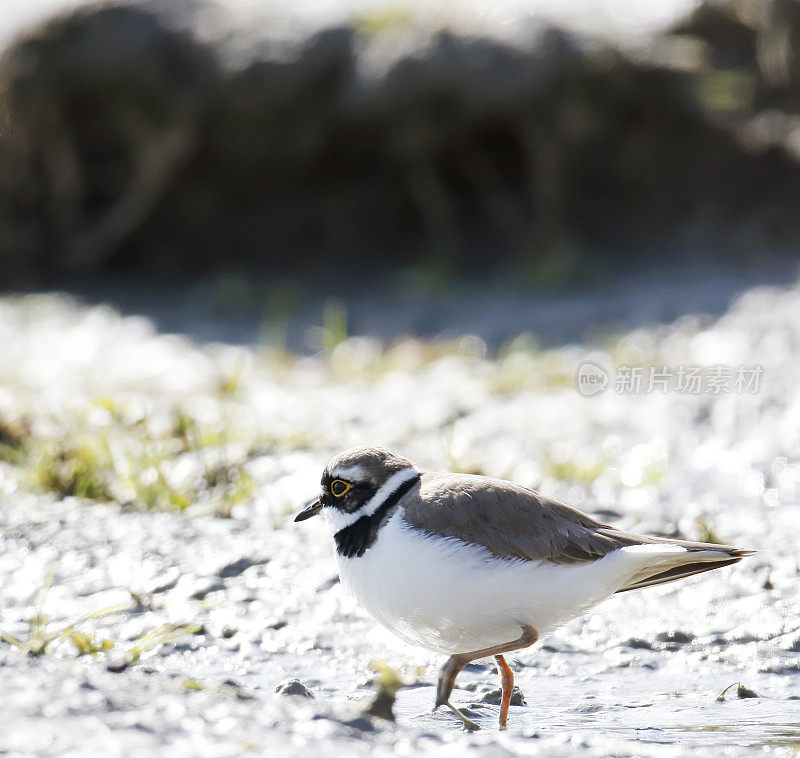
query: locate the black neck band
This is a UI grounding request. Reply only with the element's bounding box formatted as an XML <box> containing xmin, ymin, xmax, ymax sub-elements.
<box><xmin>334</xmin><ymin>473</ymin><xmax>420</xmax><ymax>558</ymax></box>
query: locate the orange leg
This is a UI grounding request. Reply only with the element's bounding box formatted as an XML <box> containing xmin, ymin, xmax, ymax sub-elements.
<box><xmin>495</xmin><ymin>654</ymin><xmax>514</xmax><ymax>729</ymax></box>
<box><xmin>434</xmin><ymin>625</ymin><xmax>538</xmax><ymax>731</ymax></box>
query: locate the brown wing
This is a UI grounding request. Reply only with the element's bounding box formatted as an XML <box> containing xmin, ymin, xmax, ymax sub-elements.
<box><xmin>401</xmin><ymin>472</ymin><xmax>746</xmax><ymax>566</ymax></box>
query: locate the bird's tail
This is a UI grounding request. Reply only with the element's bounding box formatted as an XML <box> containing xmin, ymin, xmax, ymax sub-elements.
<box><xmin>613</xmin><ymin>540</ymin><xmax>754</xmax><ymax>594</ymax></box>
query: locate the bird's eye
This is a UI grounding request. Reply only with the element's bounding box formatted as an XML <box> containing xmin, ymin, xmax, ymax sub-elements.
<box><xmin>330</xmin><ymin>479</ymin><xmax>350</xmax><ymax>497</ymax></box>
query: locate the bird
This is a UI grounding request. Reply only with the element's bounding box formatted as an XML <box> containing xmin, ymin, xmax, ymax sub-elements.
<box><xmin>294</xmin><ymin>446</ymin><xmax>752</xmax><ymax>731</ymax></box>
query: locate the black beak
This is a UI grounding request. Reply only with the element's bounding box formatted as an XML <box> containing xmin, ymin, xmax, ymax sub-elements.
<box><xmin>294</xmin><ymin>498</ymin><xmax>322</xmax><ymax>522</ymax></box>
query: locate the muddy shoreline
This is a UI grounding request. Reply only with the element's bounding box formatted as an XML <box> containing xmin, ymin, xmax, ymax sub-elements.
<box><xmin>1</xmin><ymin>283</ymin><xmax>799</xmax><ymax>755</ymax></box>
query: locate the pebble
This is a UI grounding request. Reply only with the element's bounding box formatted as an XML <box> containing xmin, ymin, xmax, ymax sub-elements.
<box><xmin>276</xmin><ymin>679</ymin><xmax>315</xmax><ymax>698</ymax></box>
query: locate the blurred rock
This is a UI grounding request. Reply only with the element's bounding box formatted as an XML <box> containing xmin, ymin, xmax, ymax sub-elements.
<box><xmin>479</xmin><ymin>686</ymin><xmax>526</xmax><ymax>706</ymax></box>
<box><xmin>655</xmin><ymin>630</ymin><xmax>694</xmax><ymax>644</ymax></box>
<box><xmin>1</xmin><ymin>0</ymin><xmax>800</xmax><ymax>287</ymax></box>
<box><xmin>623</xmin><ymin>638</ymin><xmax>654</xmax><ymax>650</ymax></box>
<box><xmin>217</xmin><ymin>556</ymin><xmax>268</xmax><ymax>578</ymax></box>
<box><xmin>276</xmin><ymin>679</ymin><xmax>315</xmax><ymax>698</ymax></box>
<box><xmin>736</xmin><ymin>683</ymin><xmax>759</xmax><ymax>698</ymax></box>
<box><xmin>0</xmin><ymin>4</ymin><xmax>214</xmax><ymax>283</ymax></box>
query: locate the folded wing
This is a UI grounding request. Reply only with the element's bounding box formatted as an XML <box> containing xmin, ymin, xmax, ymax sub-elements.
<box><xmin>402</xmin><ymin>472</ymin><xmax>751</xmax><ymax>591</ymax></box>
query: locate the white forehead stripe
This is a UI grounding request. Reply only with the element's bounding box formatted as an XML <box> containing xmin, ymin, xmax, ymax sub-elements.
<box><xmin>322</xmin><ymin>466</ymin><xmax>419</xmax><ymax>532</ymax></box>
<box><xmin>329</xmin><ymin>463</ymin><xmax>368</xmax><ymax>481</ymax></box>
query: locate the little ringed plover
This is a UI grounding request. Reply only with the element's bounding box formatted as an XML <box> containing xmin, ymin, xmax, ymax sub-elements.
<box><xmin>295</xmin><ymin>446</ymin><xmax>752</xmax><ymax>731</ymax></box>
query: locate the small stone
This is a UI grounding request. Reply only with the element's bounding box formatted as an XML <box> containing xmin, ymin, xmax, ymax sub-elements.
<box><xmin>105</xmin><ymin>656</ymin><xmax>132</xmax><ymax>673</ymax></box>
<box><xmin>217</xmin><ymin>557</ymin><xmax>268</xmax><ymax>579</ymax></box>
<box><xmin>656</xmin><ymin>631</ymin><xmax>694</xmax><ymax>644</ymax></box>
<box><xmin>338</xmin><ymin>715</ymin><xmax>376</xmax><ymax>732</ymax></box>
<box><xmin>275</xmin><ymin>679</ymin><xmax>315</xmax><ymax>698</ymax></box>
<box><xmin>624</xmin><ymin>638</ymin><xmax>654</xmax><ymax>650</ymax></box>
<box><xmin>150</xmin><ymin>570</ymin><xmax>181</xmax><ymax>594</ymax></box>
<box><xmin>189</xmin><ymin>581</ymin><xmax>225</xmax><ymax>600</ymax></box>
<box><xmin>478</xmin><ymin>686</ymin><xmax>526</xmax><ymax>706</ymax></box>
<box><xmin>317</xmin><ymin>575</ymin><xmax>339</xmax><ymax>591</ymax></box>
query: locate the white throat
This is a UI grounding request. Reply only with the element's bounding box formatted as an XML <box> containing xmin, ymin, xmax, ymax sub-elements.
<box><xmin>322</xmin><ymin>466</ymin><xmax>419</xmax><ymax>533</ymax></box>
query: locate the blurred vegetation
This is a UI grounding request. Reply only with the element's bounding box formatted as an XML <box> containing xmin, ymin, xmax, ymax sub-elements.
<box><xmin>0</xmin><ymin>568</ymin><xmax>199</xmax><ymax>665</ymax></box>
<box><xmin>0</xmin><ymin>323</ymin><xmax>639</xmax><ymax>514</ymax></box>
<box><xmin>0</xmin><ymin>0</ymin><xmax>799</xmax><ymax>288</ymax></box>
<box><xmin>364</xmin><ymin>661</ymin><xmax>411</xmax><ymax>721</ymax></box>
<box><xmin>3</xmin><ymin>395</ymin><xmax>258</xmax><ymax>515</ymax></box>
<box><xmin>0</xmin><ymin>568</ymin><xmax>123</xmax><ymax>657</ymax></box>
<box><xmin>695</xmin><ymin>516</ymin><xmax>723</xmax><ymax>545</ymax></box>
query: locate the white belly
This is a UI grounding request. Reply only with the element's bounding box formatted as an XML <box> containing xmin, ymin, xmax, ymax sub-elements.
<box><xmin>336</xmin><ymin>511</ymin><xmax>635</xmax><ymax>655</ymax></box>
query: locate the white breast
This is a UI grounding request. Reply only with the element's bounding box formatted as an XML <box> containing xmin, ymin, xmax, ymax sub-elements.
<box><xmin>336</xmin><ymin>510</ymin><xmax>650</xmax><ymax>655</ymax></box>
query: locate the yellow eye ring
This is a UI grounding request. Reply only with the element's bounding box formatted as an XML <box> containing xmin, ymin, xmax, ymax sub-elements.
<box><xmin>330</xmin><ymin>479</ymin><xmax>351</xmax><ymax>497</ymax></box>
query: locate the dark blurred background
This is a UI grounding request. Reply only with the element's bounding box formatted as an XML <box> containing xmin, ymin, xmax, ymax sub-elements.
<box><xmin>1</xmin><ymin>0</ymin><xmax>799</xmax><ymax>343</ymax></box>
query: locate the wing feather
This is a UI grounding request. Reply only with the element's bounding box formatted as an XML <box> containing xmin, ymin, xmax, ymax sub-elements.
<box><xmin>401</xmin><ymin>472</ymin><xmax>749</xmax><ymax>567</ymax></box>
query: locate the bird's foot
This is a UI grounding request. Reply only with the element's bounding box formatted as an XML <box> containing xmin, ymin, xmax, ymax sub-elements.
<box><xmin>433</xmin><ymin>701</ymin><xmax>481</xmax><ymax>731</ymax></box>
